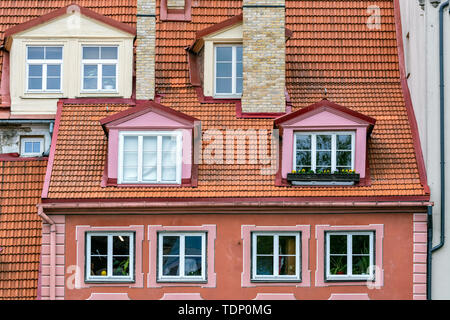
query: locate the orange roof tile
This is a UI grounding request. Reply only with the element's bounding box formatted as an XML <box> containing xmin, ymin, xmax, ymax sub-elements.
<box><xmin>0</xmin><ymin>159</ymin><xmax>47</xmax><ymax>300</ymax></box>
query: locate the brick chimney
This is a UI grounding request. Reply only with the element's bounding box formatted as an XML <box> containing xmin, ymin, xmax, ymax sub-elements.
<box><xmin>136</xmin><ymin>0</ymin><xmax>156</xmax><ymax>100</ymax></box>
<box><xmin>242</xmin><ymin>0</ymin><xmax>286</xmax><ymax>113</ymax></box>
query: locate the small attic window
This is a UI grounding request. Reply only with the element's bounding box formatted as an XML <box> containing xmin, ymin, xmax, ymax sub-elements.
<box><xmin>160</xmin><ymin>0</ymin><xmax>192</xmax><ymax>22</ymax></box>
<box><xmin>214</xmin><ymin>45</ymin><xmax>243</xmax><ymax>97</ymax></box>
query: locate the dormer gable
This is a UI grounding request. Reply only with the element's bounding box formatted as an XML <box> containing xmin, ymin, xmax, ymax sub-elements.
<box><xmin>100</xmin><ymin>102</ymin><xmax>200</xmax><ymax>187</ymax></box>
<box><xmin>275</xmin><ymin>99</ymin><xmax>376</xmax><ymax>185</ymax></box>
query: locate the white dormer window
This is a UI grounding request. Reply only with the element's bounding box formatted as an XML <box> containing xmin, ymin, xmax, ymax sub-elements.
<box><xmin>26</xmin><ymin>46</ymin><xmax>62</xmax><ymax>92</ymax></box>
<box><xmin>118</xmin><ymin>131</ymin><xmax>182</xmax><ymax>185</ymax></box>
<box><xmin>82</xmin><ymin>46</ymin><xmax>118</xmax><ymax>92</ymax></box>
<box><xmin>214</xmin><ymin>44</ymin><xmax>242</xmax><ymax>97</ymax></box>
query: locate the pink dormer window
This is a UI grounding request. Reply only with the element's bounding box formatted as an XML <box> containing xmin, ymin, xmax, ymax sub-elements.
<box><xmin>274</xmin><ymin>99</ymin><xmax>376</xmax><ymax>186</ymax></box>
<box><xmin>100</xmin><ymin>101</ymin><xmax>200</xmax><ymax>187</ymax></box>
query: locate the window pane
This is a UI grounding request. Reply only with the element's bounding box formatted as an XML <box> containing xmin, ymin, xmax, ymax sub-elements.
<box><xmin>185</xmin><ymin>236</ymin><xmax>202</xmax><ymax>255</ymax></box>
<box><xmin>123</xmin><ymin>167</ymin><xmax>138</xmax><ymax>181</ymax></box>
<box><xmin>236</xmin><ymin>46</ymin><xmax>243</xmax><ymax>61</ymax></box>
<box><xmin>29</xmin><ymin>78</ymin><xmax>42</xmax><ymax>90</ymax></box>
<box><xmin>113</xmin><ymin>235</ymin><xmax>130</xmax><ymax>255</ymax></box>
<box><xmin>161</xmin><ymin>167</ymin><xmax>176</xmax><ymax>182</ymax></box>
<box><xmin>47</xmin><ymin>64</ymin><xmax>61</xmax><ymax>77</ymax></box>
<box><xmin>90</xmin><ymin>236</ymin><xmax>108</xmax><ymax>255</ymax></box>
<box><xmin>336</xmin><ymin>151</ymin><xmax>352</xmax><ymax>167</ymax></box>
<box><xmin>84</xmin><ymin>65</ymin><xmax>98</xmax><ymax>77</ymax></box>
<box><xmin>316</xmin><ymin>151</ymin><xmax>331</xmax><ymax>170</ymax></box>
<box><xmin>163</xmin><ymin>236</ymin><xmax>179</xmax><ymax>255</ymax></box>
<box><xmin>102</xmin><ymin>77</ymin><xmax>116</xmax><ymax>90</ymax></box>
<box><xmin>113</xmin><ymin>256</ymin><xmax>130</xmax><ymax>276</ymax></box>
<box><xmin>352</xmin><ymin>256</ymin><xmax>370</xmax><ymax>275</ymax></box>
<box><xmin>329</xmin><ymin>255</ymin><xmax>347</xmax><ymax>275</ymax></box>
<box><xmin>163</xmin><ymin>257</ymin><xmax>179</xmax><ymax>276</ymax></box>
<box><xmin>47</xmin><ymin>78</ymin><xmax>61</xmax><ymax>90</ymax></box>
<box><xmin>32</xmin><ymin>142</ymin><xmax>41</xmax><ymax>153</ymax></box>
<box><xmin>83</xmin><ymin>47</ymin><xmax>100</xmax><ymax>59</ymax></box>
<box><xmin>329</xmin><ymin>235</ymin><xmax>347</xmax><ymax>254</ymax></box>
<box><xmin>90</xmin><ymin>256</ymin><xmax>108</xmax><ymax>276</ymax></box>
<box><xmin>184</xmin><ymin>257</ymin><xmax>202</xmax><ymax>276</ymax></box>
<box><xmin>45</xmin><ymin>47</ymin><xmax>62</xmax><ymax>60</ymax></box>
<box><xmin>124</xmin><ymin>136</ymin><xmax>138</xmax><ymax>151</ymax></box>
<box><xmin>256</xmin><ymin>256</ymin><xmax>274</xmax><ymax>275</ymax></box>
<box><xmin>236</xmin><ymin>78</ymin><xmax>243</xmax><ymax>94</ymax></box>
<box><xmin>216</xmin><ymin>78</ymin><xmax>232</xmax><ymax>93</ymax></box>
<box><xmin>316</xmin><ymin>135</ymin><xmax>332</xmax><ymax>150</ymax></box>
<box><xmin>337</xmin><ymin>135</ymin><xmax>352</xmax><ymax>150</ymax></box>
<box><xmin>123</xmin><ymin>152</ymin><xmax>138</xmax><ymax>167</ymax></box>
<box><xmin>102</xmin><ymin>64</ymin><xmax>116</xmax><ymax>77</ymax></box>
<box><xmin>24</xmin><ymin>142</ymin><xmax>33</xmax><ymax>154</ymax></box>
<box><xmin>142</xmin><ymin>167</ymin><xmax>157</xmax><ymax>181</ymax></box>
<box><xmin>216</xmin><ymin>63</ymin><xmax>232</xmax><ymax>77</ymax></box>
<box><xmin>162</xmin><ymin>136</ymin><xmax>177</xmax><ymax>152</ymax></box>
<box><xmin>101</xmin><ymin>47</ymin><xmax>118</xmax><ymax>59</ymax></box>
<box><xmin>256</xmin><ymin>236</ymin><xmax>273</xmax><ymax>254</ymax></box>
<box><xmin>279</xmin><ymin>236</ymin><xmax>296</xmax><ymax>255</ymax></box>
<box><xmin>236</xmin><ymin>62</ymin><xmax>243</xmax><ymax>77</ymax></box>
<box><xmin>279</xmin><ymin>256</ymin><xmax>296</xmax><ymax>276</ymax></box>
<box><xmin>28</xmin><ymin>47</ymin><xmax>44</xmax><ymax>59</ymax></box>
<box><xmin>142</xmin><ymin>136</ymin><xmax>157</xmax><ymax>180</ymax></box>
<box><xmin>296</xmin><ymin>151</ymin><xmax>311</xmax><ymax>170</ymax></box>
<box><xmin>216</xmin><ymin>47</ymin><xmax>232</xmax><ymax>61</ymax></box>
<box><xmin>83</xmin><ymin>78</ymin><xmax>97</xmax><ymax>90</ymax></box>
<box><xmin>29</xmin><ymin>65</ymin><xmax>43</xmax><ymax>77</ymax></box>
<box><xmin>353</xmin><ymin>235</ymin><xmax>370</xmax><ymax>254</ymax></box>
<box><xmin>296</xmin><ymin>135</ymin><xmax>311</xmax><ymax>150</ymax></box>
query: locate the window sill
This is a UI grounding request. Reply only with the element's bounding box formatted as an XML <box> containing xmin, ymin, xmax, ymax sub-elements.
<box><xmin>213</xmin><ymin>94</ymin><xmax>242</xmax><ymax>100</ymax></box>
<box><xmin>157</xmin><ymin>279</ymin><xmax>208</xmax><ymax>284</ymax></box>
<box><xmin>287</xmin><ymin>173</ymin><xmax>360</xmax><ymax>186</ymax></box>
<box><xmin>84</xmin><ymin>279</ymin><xmax>135</xmax><ymax>284</ymax></box>
<box><xmin>21</xmin><ymin>93</ymin><xmax>66</xmax><ymax>99</ymax></box>
<box><xmin>251</xmin><ymin>279</ymin><xmax>301</xmax><ymax>283</ymax></box>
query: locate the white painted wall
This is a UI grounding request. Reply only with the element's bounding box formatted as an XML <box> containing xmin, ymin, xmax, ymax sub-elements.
<box><xmin>399</xmin><ymin>0</ymin><xmax>450</xmax><ymax>300</ymax></box>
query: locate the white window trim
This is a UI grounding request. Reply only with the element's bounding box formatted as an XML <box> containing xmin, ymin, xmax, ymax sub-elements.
<box><xmin>325</xmin><ymin>231</ymin><xmax>375</xmax><ymax>281</ymax></box>
<box><xmin>26</xmin><ymin>46</ymin><xmax>63</xmax><ymax>93</ymax></box>
<box><xmin>251</xmin><ymin>232</ymin><xmax>301</xmax><ymax>282</ymax></box>
<box><xmin>81</xmin><ymin>45</ymin><xmax>119</xmax><ymax>93</ymax></box>
<box><xmin>157</xmin><ymin>232</ymin><xmax>207</xmax><ymax>282</ymax></box>
<box><xmin>293</xmin><ymin>131</ymin><xmax>356</xmax><ymax>173</ymax></box>
<box><xmin>85</xmin><ymin>232</ymin><xmax>135</xmax><ymax>282</ymax></box>
<box><xmin>213</xmin><ymin>44</ymin><xmax>242</xmax><ymax>98</ymax></box>
<box><xmin>20</xmin><ymin>137</ymin><xmax>44</xmax><ymax>157</ymax></box>
<box><xmin>118</xmin><ymin>130</ymin><xmax>183</xmax><ymax>185</ymax></box>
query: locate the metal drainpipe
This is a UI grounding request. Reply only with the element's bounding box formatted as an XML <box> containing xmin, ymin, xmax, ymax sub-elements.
<box><xmin>433</xmin><ymin>0</ymin><xmax>448</xmax><ymax>254</ymax></box>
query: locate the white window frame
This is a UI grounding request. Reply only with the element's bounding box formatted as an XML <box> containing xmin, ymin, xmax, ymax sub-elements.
<box><xmin>20</xmin><ymin>137</ymin><xmax>44</xmax><ymax>157</ymax></box>
<box><xmin>325</xmin><ymin>231</ymin><xmax>375</xmax><ymax>281</ymax></box>
<box><xmin>118</xmin><ymin>130</ymin><xmax>183</xmax><ymax>185</ymax></box>
<box><xmin>293</xmin><ymin>131</ymin><xmax>356</xmax><ymax>173</ymax></box>
<box><xmin>81</xmin><ymin>45</ymin><xmax>119</xmax><ymax>93</ymax></box>
<box><xmin>214</xmin><ymin>44</ymin><xmax>242</xmax><ymax>98</ymax></box>
<box><xmin>85</xmin><ymin>232</ymin><xmax>135</xmax><ymax>282</ymax></box>
<box><xmin>158</xmin><ymin>232</ymin><xmax>207</xmax><ymax>282</ymax></box>
<box><xmin>26</xmin><ymin>46</ymin><xmax>63</xmax><ymax>93</ymax></box>
<box><xmin>251</xmin><ymin>232</ymin><xmax>301</xmax><ymax>281</ymax></box>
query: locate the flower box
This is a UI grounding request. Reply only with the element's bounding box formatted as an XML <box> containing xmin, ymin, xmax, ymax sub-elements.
<box><xmin>287</xmin><ymin>172</ymin><xmax>360</xmax><ymax>186</ymax></box>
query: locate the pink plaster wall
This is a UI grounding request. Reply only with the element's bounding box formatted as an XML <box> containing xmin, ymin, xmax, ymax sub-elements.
<box><xmin>412</xmin><ymin>214</ymin><xmax>427</xmax><ymax>300</ymax></box>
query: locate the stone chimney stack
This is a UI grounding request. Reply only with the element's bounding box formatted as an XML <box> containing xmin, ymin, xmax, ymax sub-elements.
<box><xmin>136</xmin><ymin>0</ymin><xmax>156</xmax><ymax>100</ymax></box>
<box><xmin>242</xmin><ymin>0</ymin><xmax>286</xmax><ymax>113</ymax></box>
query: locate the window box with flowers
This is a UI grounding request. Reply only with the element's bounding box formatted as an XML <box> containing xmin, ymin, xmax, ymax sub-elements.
<box><xmin>287</xmin><ymin>169</ymin><xmax>360</xmax><ymax>186</ymax></box>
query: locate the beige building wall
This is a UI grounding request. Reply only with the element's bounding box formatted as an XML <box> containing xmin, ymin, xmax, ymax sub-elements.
<box><xmin>9</xmin><ymin>12</ymin><xmax>134</xmax><ymax>116</ymax></box>
<box><xmin>399</xmin><ymin>0</ymin><xmax>450</xmax><ymax>299</ymax></box>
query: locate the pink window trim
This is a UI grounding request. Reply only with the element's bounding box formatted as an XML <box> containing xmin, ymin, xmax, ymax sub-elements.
<box><xmin>160</xmin><ymin>0</ymin><xmax>192</xmax><ymax>21</ymax></box>
<box><xmin>147</xmin><ymin>225</ymin><xmax>217</xmax><ymax>288</ymax></box>
<box><xmin>314</xmin><ymin>224</ymin><xmax>384</xmax><ymax>287</ymax></box>
<box><xmin>160</xmin><ymin>293</ymin><xmax>204</xmax><ymax>300</ymax></box>
<box><xmin>241</xmin><ymin>225</ymin><xmax>311</xmax><ymax>288</ymax></box>
<box><xmin>328</xmin><ymin>293</ymin><xmax>370</xmax><ymax>300</ymax></box>
<box><xmin>75</xmin><ymin>225</ymin><xmax>145</xmax><ymax>288</ymax></box>
<box><xmin>254</xmin><ymin>293</ymin><xmax>297</xmax><ymax>300</ymax></box>
<box><xmin>87</xmin><ymin>293</ymin><xmax>131</xmax><ymax>300</ymax></box>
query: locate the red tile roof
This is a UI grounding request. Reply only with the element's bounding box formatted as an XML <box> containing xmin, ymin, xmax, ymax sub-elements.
<box><xmin>0</xmin><ymin>0</ymin><xmax>428</xmax><ymax>201</ymax></box>
<box><xmin>0</xmin><ymin>159</ymin><xmax>47</xmax><ymax>300</ymax></box>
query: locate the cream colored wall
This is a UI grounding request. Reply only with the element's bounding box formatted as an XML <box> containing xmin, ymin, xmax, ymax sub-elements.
<box><xmin>9</xmin><ymin>12</ymin><xmax>134</xmax><ymax>115</ymax></box>
<box><xmin>203</xmin><ymin>23</ymin><xmax>242</xmax><ymax>97</ymax></box>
